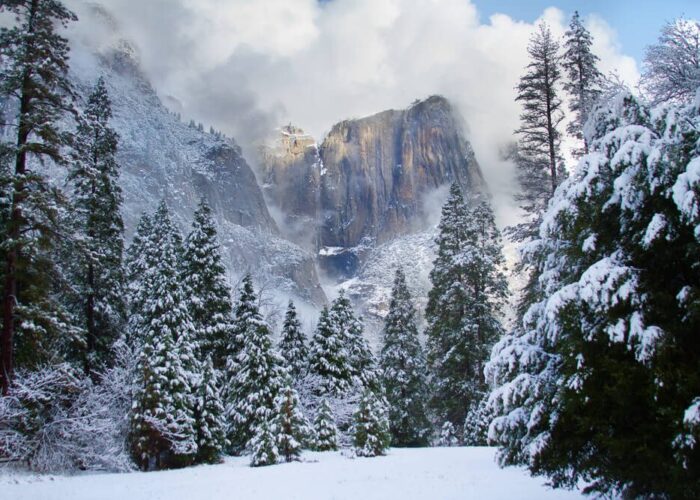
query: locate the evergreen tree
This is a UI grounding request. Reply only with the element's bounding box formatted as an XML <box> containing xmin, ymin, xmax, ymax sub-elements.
<box><xmin>352</xmin><ymin>389</ymin><xmax>391</xmax><ymax>457</ymax></box>
<box><xmin>273</xmin><ymin>384</ymin><xmax>310</xmax><ymax>462</ymax></box>
<box><xmin>562</xmin><ymin>11</ymin><xmax>602</xmax><ymax>154</ymax></box>
<box><xmin>194</xmin><ymin>356</ymin><xmax>227</xmax><ymax>464</ymax></box>
<box><xmin>129</xmin><ymin>202</ymin><xmax>197</xmax><ymax>470</ymax></box>
<box><xmin>0</xmin><ymin>0</ymin><xmax>78</xmax><ymax>394</ymax></box>
<box><xmin>512</xmin><ymin>21</ymin><xmax>565</xmax><ymax>240</ymax></box>
<box><xmin>487</xmin><ymin>93</ymin><xmax>700</xmax><ymax>497</ymax></box>
<box><xmin>181</xmin><ymin>198</ymin><xmax>234</xmax><ymax>369</ymax></box>
<box><xmin>462</xmin><ymin>396</ymin><xmax>489</xmax><ymax>446</ymax></box>
<box><xmin>124</xmin><ymin>212</ymin><xmax>154</xmax><ymax>345</ymax></box>
<box><xmin>278</xmin><ymin>300</ymin><xmax>308</xmax><ymax>380</ymax></box>
<box><xmin>437</xmin><ymin>421</ymin><xmax>459</xmax><ymax>447</ymax></box>
<box><xmin>308</xmin><ymin>305</ymin><xmax>352</xmax><ymax>395</ymax></box>
<box><xmin>69</xmin><ymin>77</ymin><xmax>126</xmax><ymax>374</ymax></box>
<box><xmin>312</xmin><ymin>398</ymin><xmax>339</xmax><ymax>451</ymax></box>
<box><xmin>425</xmin><ymin>185</ymin><xmax>508</xmax><ymax>430</ymax></box>
<box><xmin>225</xmin><ymin>274</ymin><xmax>286</xmax><ymax>453</ymax></box>
<box><xmin>379</xmin><ymin>268</ymin><xmax>431</xmax><ymax>447</ymax></box>
<box><xmin>249</xmin><ymin>418</ymin><xmax>278</xmax><ymax>467</ymax></box>
<box><xmin>330</xmin><ymin>291</ymin><xmax>376</xmax><ymax>389</ymax></box>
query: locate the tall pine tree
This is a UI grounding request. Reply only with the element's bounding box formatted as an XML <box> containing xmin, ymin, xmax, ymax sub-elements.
<box><xmin>379</xmin><ymin>268</ymin><xmax>431</xmax><ymax>447</ymax></box>
<box><xmin>181</xmin><ymin>198</ymin><xmax>233</xmax><ymax>369</ymax></box>
<box><xmin>426</xmin><ymin>185</ymin><xmax>507</xmax><ymax>431</ymax></box>
<box><xmin>512</xmin><ymin>21</ymin><xmax>565</xmax><ymax>241</ymax></box>
<box><xmin>225</xmin><ymin>274</ymin><xmax>286</xmax><ymax>453</ymax></box>
<box><xmin>562</xmin><ymin>11</ymin><xmax>602</xmax><ymax>154</ymax></box>
<box><xmin>130</xmin><ymin>201</ymin><xmax>198</xmax><ymax>470</ymax></box>
<box><xmin>0</xmin><ymin>0</ymin><xmax>78</xmax><ymax>394</ymax></box>
<box><xmin>278</xmin><ymin>300</ymin><xmax>308</xmax><ymax>380</ymax></box>
<box><xmin>308</xmin><ymin>305</ymin><xmax>352</xmax><ymax>395</ymax></box>
<box><xmin>69</xmin><ymin>77</ymin><xmax>126</xmax><ymax>374</ymax></box>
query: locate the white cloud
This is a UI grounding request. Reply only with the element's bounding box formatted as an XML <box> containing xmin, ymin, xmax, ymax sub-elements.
<box><xmin>64</xmin><ymin>0</ymin><xmax>640</xmax><ymax>228</ymax></box>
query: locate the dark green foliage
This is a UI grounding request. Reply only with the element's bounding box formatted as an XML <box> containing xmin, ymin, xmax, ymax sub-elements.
<box><xmin>194</xmin><ymin>356</ymin><xmax>227</xmax><ymax>464</ymax></box>
<box><xmin>0</xmin><ymin>0</ymin><xmax>79</xmax><ymax>393</ymax></box>
<box><xmin>278</xmin><ymin>300</ymin><xmax>308</xmax><ymax>380</ymax></box>
<box><xmin>352</xmin><ymin>389</ymin><xmax>391</xmax><ymax>457</ymax></box>
<box><xmin>225</xmin><ymin>274</ymin><xmax>285</xmax><ymax>453</ymax></box>
<box><xmin>379</xmin><ymin>268</ymin><xmax>430</xmax><ymax>447</ymax></box>
<box><xmin>426</xmin><ymin>184</ymin><xmax>507</xmax><ymax>429</ymax></box>
<box><xmin>69</xmin><ymin>77</ymin><xmax>126</xmax><ymax>374</ymax></box>
<box><xmin>249</xmin><ymin>419</ymin><xmax>278</xmax><ymax>467</ymax></box>
<box><xmin>181</xmin><ymin>198</ymin><xmax>234</xmax><ymax>369</ymax></box>
<box><xmin>312</xmin><ymin>398</ymin><xmax>339</xmax><ymax>451</ymax></box>
<box><xmin>273</xmin><ymin>384</ymin><xmax>310</xmax><ymax>462</ymax></box>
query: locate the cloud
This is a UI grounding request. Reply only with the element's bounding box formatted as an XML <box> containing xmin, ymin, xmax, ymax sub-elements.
<box><xmin>64</xmin><ymin>0</ymin><xmax>640</xmax><ymax>228</ymax></box>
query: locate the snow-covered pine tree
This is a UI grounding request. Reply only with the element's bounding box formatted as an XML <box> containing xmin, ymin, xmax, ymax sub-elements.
<box><xmin>486</xmin><ymin>93</ymin><xmax>700</xmax><ymax>498</ymax></box>
<box><xmin>562</xmin><ymin>11</ymin><xmax>602</xmax><ymax>154</ymax></box>
<box><xmin>273</xmin><ymin>384</ymin><xmax>310</xmax><ymax>462</ymax></box>
<box><xmin>278</xmin><ymin>300</ymin><xmax>308</xmax><ymax>380</ymax></box>
<box><xmin>124</xmin><ymin>212</ymin><xmax>155</xmax><ymax>345</ymax></box>
<box><xmin>225</xmin><ymin>274</ymin><xmax>286</xmax><ymax>453</ymax></box>
<box><xmin>308</xmin><ymin>305</ymin><xmax>352</xmax><ymax>395</ymax></box>
<box><xmin>352</xmin><ymin>389</ymin><xmax>391</xmax><ymax>457</ymax></box>
<box><xmin>312</xmin><ymin>398</ymin><xmax>339</xmax><ymax>451</ymax></box>
<box><xmin>331</xmin><ymin>291</ymin><xmax>376</xmax><ymax>389</ymax></box>
<box><xmin>641</xmin><ymin>18</ymin><xmax>700</xmax><ymax>105</ymax></box>
<box><xmin>248</xmin><ymin>418</ymin><xmax>278</xmax><ymax>467</ymax></box>
<box><xmin>0</xmin><ymin>0</ymin><xmax>78</xmax><ymax>394</ymax></box>
<box><xmin>426</xmin><ymin>184</ymin><xmax>508</xmax><ymax>432</ymax></box>
<box><xmin>130</xmin><ymin>201</ymin><xmax>197</xmax><ymax>470</ymax></box>
<box><xmin>69</xmin><ymin>77</ymin><xmax>126</xmax><ymax>374</ymax></box>
<box><xmin>181</xmin><ymin>198</ymin><xmax>234</xmax><ymax>369</ymax></box>
<box><xmin>379</xmin><ymin>268</ymin><xmax>431</xmax><ymax>447</ymax></box>
<box><xmin>437</xmin><ymin>421</ymin><xmax>459</xmax><ymax>447</ymax></box>
<box><xmin>194</xmin><ymin>356</ymin><xmax>227</xmax><ymax>464</ymax></box>
<box><xmin>511</xmin><ymin>21</ymin><xmax>566</xmax><ymax>241</ymax></box>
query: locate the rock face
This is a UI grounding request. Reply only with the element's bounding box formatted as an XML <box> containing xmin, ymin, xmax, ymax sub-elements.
<box><xmin>68</xmin><ymin>37</ymin><xmax>326</xmax><ymax>307</ymax></box>
<box><xmin>260</xmin><ymin>96</ymin><xmax>484</xmax><ymax>278</ymax></box>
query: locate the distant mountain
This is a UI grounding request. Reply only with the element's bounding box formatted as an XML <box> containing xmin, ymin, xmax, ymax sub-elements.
<box><xmin>259</xmin><ymin>96</ymin><xmax>484</xmax><ymax>279</ymax></box>
<box><xmin>67</xmin><ymin>25</ymin><xmax>326</xmax><ymax>310</ymax></box>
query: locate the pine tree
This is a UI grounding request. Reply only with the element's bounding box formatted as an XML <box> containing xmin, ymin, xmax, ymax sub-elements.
<box><xmin>426</xmin><ymin>185</ymin><xmax>508</xmax><ymax>430</ymax></box>
<box><xmin>225</xmin><ymin>274</ymin><xmax>286</xmax><ymax>453</ymax></box>
<box><xmin>308</xmin><ymin>305</ymin><xmax>352</xmax><ymax>395</ymax></box>
<box><xmin>352</xmin><ymin>389</ymin><xmax>391</xmax><ymax>457</ymax></box>
<box><xmin>562</xmin><ymin>11</ymin><xmax>602</xmax><ymax>154</ymax></box>
<box><xmin>278</xmin><ymin>300</ymin><xmax>308</xmax><ymax>380</ymax></box>
<box><xmin>487</xmin><ymin>93</ymin><xmax>700</xmax><ymax>497</ymax></box>
<box><xmin>273</xmin><ymin>384</ymin><xmax>310</xmax><ymax>462</ymax></box>
<box><xmin>330</xmin><ymin>291</ymin><xmax>376</xmax><ymax>389</ymax></box>
<box><xmin>181</xmin><ymin>198</ymin><xmax>234</xmax><ymax>369</ymax></box>
<box><xmin>0</xmin><ymin>0</ymin><xmax>78</xmax><ymax>394</ymax></box>
<box><xmin>194</xmin><ymin>356</ymin><xmax>227</xmax><ymax>464</ymax></box>
<box><xmin>249</xmin><ymin>418</ymin><xmax>278</xmax><ymax>467</ymax></box>
<box><xmin>129</xmin><ymin>201</ymin><xmax>197</xmax><ymax>470</ymax></box>
<box><xmin>69</xmin><ymin>77</ymin><xmax>126</xmax><ymax>374</ymax></box>
<box><xmin>512</xmin><ymin>21</ymin><xmax>565</xmax><ymax>240</ymax></box>
<box><xmin>437</xmin><ymin>421</ymin><xmax>459</xmax><ymax>447</ymax></box>
<box><xmin>379</xmin><ymin>268</ymin><xmax>431</xmax><ymax>447</ymax></box>
<box><xmin>124</xmin><ymin>212</ymin><xmax>154</xmax><ymax>345</ymax></box>
<box><xmin>312</xmin><ymin>398</ymin><xmax>339</xmax><ymax>451</ymax></box>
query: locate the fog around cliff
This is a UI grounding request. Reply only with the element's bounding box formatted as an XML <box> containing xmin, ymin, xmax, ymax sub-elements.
<box><xmin>63</xmin><ymin>0</ymin><xmax>640</xmax><ymax>227</ymax></box>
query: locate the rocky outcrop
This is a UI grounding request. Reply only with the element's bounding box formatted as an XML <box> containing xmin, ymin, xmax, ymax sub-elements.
<box><xmin>260</xmin><ymin>96</ymin><xmax>484</xmax><ymax>278</ymax></box>
<box><xmin>70</xmin><ymin>38</ymin><xmax>326</xmax><ymax>307</ymax></box>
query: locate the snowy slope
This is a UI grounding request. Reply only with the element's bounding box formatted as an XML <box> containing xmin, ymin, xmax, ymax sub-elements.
<box><xmin>63</xmin><ymin>13</ymin><xmax>326</xmax><ymax>308</ymax></box>
<box><xmin>1</xmin><ymin>447</ymin><xmax>582</xmax><ymax>500</ymax></box>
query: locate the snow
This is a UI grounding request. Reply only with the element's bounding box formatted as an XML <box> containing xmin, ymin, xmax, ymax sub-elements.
<box><xmin>1</xmin><ymin>447</ymin><xmax>583</xmax><ymax>500</ymax></box>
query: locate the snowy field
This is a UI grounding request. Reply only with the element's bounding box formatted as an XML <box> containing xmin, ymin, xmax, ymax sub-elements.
<box><xmin>2</xmin><ymin>447</ymin><xmax>582</xmax><ymax>500</ymax></box>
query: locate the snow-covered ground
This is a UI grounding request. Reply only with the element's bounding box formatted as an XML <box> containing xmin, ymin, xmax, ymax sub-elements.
<box><xmin>2</xmin><ymin>447</ymin><xmax>582</xmax><ymax>500</ymax></box>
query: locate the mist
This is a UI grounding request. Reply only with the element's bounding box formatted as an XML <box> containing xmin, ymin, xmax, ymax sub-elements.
<box><xmin>63</xmin><ymin>0</ymin><xmax>640</xmax><ymax>228</ymax></box>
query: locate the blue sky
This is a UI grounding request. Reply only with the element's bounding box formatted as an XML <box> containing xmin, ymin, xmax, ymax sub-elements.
<box><xmin>471</xmin><ymin>0</ymin><xmax>700</xmax><ymax>63</ymax></box>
